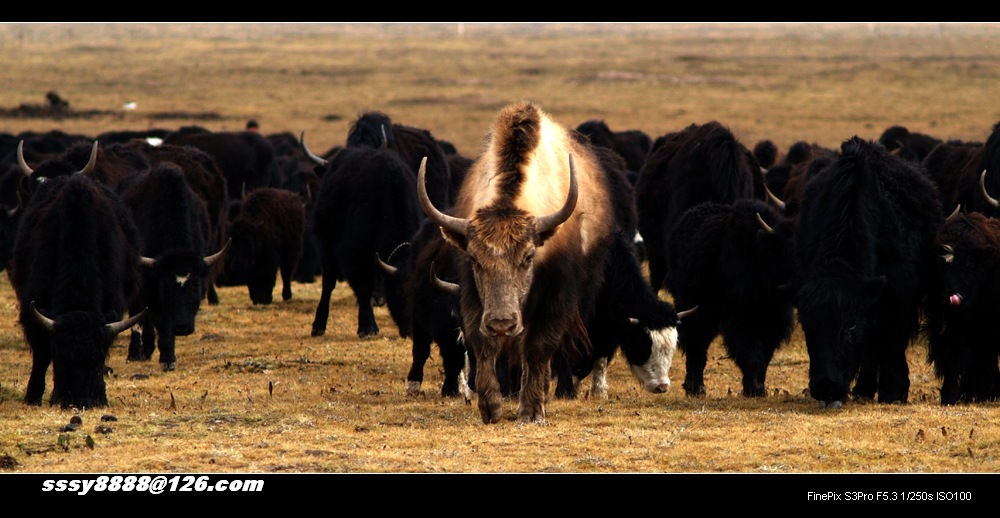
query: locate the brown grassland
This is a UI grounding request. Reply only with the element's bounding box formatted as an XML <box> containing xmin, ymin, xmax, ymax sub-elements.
<box><xmin>1</xmin><ymin>23</ymin><xmax>1000</xmax><ymax>478</ymax></box>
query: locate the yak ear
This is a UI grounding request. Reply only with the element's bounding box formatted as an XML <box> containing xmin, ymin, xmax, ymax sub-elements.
<box><xmin>440</xmin><ymin>227</ymin><xmax>467</xmax><ymax>251</ymax></box>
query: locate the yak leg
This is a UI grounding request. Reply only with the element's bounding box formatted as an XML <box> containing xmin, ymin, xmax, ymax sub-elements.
<box><xmin>157</xmin><ymin>329</ymin><xmax>177</xmax><ymax>372</ymax></box>
<box><xmin>310</xmin><ymin>253</ymin><xmax>339</xmax><ymax>337</ymax></box>
<box><xmin>470</xmin><ymin>335</ymin><xmax>503</xmax><ymax>424</ymax></box>
<box><xmin>518</xmin><ymin>338</ymin><xmax>555</xmax><ymax>424</ymax></box>
<box><xmin>280</xmin><ymin>255</ymin><xmax>296</xmax><ymax>301</ymax></box>
<box><xmin>24</xmin><ymin>323</ymin><xmax>50</xmax><ymax>405</ymax></box>
<box><xmin>406</xmin><ymin>328</ymin><xmax>433</xmax><ymax>396</ymax></box>
<box><xmin>679</xmin><ymin>313</ymin><xmax>716</xmax><ymax>397</ymax></box>
<box><xmin>724</xmin><ymin>324</ymin><xmax>777</xmax><ymax>398</ymax></box>
<box><xmin>875</xmin><ymin>334</ymin><xmax>910</xmax><ymax>404</ymax></box>
<box><xmin>439</xmin><ymin>327</ymin><xmax>467</xmax><ymax>397</ymax></box>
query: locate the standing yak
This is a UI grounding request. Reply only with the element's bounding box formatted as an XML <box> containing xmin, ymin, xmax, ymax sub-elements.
<box><xmin>10</xmin><ymin>172</ymin><xmax>146</xmax><ymax>408</ymax></box>
<box><xmin>120</xmin><ymin>162</ymin><xmax>230</xmax><ymax>371</ymax></box>
<box><xmin>308</xmin><ymin>145</ymin><xmax>422</xmax><ymax>338</ymax></box>
<box><xmin>925</xmin><ymin>209</ymin><xmax>1000</xmax><ymax>405</ymax></box>
<box><xmin>665</xmin><ymin>198</ymin><xmax>797</xmax><ymax>398</ymax></box>
<box><xmin>418</xmin><ymin>101</ymin><xmax>615</xmax><ymax>424</ymax></box>
<box><xmin>791</xmin><ymin>137</ymin><xmax>942</xmax><ymax>408</ymax></box>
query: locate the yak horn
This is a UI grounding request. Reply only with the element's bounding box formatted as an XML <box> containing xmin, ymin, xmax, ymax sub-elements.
<box><xmin>981</xmin><ymin>170</ymin><xmax>999</xmax><ymax>208</ymax></box>
<box><xmin>30</xmin><ymin>301</ymin><xmax>55</xmax><ymax>332</ymax></box>
<box><xmin>418</xmin><ymin>156</ymin><xmax>468</xmax><ymax>236</ymax></box>
<box><xmin>300</xmin><ymin>131</ymin><xmax>328</xmax><ymax>167</ymax></box>
<box><xmin>430</xmin><ymin>262</ymin><xmax>460</xmax><ymax>296</ymax></box>
<box><xmin>16</xmin><ymin>141</ymin><xmax>33</xmax><ymax>175</ymax></box>
<box><xmin>947</xmin><ymin>204</ymin><xmax>961</xmax><ymax>220</ymax></box>
<box><xmin>375</xmin><ymin>253</ymin><xmax>397</xmax><ymax>276</ymax></box>
<box><xmin>107</xmin><ymin>308</ymin><xmax>148</xmax><ymax>335</ymax></box>
<box><xmin>677</xmin><ymin>305</ymin><xmax>699</xmax><ymax>320</ymax></box>
<box><xmin>204</xmin><ymin>238</ymin><xmax>232</xmax><ymax>267</ymax></box>
<box><xmin>535</xmin><ymin>154</ymin><xmax>579</xmax><ymax>234</ymax></box>
<box><xmin>76</xmin><ymin>141</ymin><xmax>98</xmax><ymax>175</ymax></box>
<box><xmin>756</xmin><ymin>212</ymin><xmax>774</xmax><ymax>234</ymax></box>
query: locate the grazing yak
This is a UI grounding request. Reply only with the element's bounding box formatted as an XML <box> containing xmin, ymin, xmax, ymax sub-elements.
<box><xmin>417</xmin><ymin>101</ymin><xmax>615</xmax><ymax>424</ymax></box>
<box><xmin>925</xmin><ymin>209</ymin><xmax>1000</xmax><ymax>405</ymax></box>
<box><xmin>120</xmin><ymin>162</ymin><xmax>230</xmax><ymax>371</ymax></box>
<box><xmin>552</xmin><ymin>146</ymin><xmax>687</xmax><ymax>399</ymax></box>
<box><xmin>665</xmin><ymin>198</ymin><xmax>797</xmax><ymax>398</ymax></box>
<box><xmin>224</xmin><ymin>187</ymin><xmax>307</xmax><ymax>305</ymax></box>
<box><xmin>308</xmin><ymin>145</ymin><xmax>422</xmax><ymax>338</ymax></box>
<box><xmin>635</xmin><ymin>121</ymin><xmax>768</xmax><ymax>294</ymax></box>
<box><xmin>791</xmin><ymin>137</ymin><xmax>942</xmax><ymax>408</ymax></box>
<box><xmin>9</xmin><ymin>173</ymin><xmax>146</xmax><ymax>408</ymax></box>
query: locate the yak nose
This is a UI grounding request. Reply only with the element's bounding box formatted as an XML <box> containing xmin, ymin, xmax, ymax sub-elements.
<box><xmin>174</xmin><ymin>323</ymin><xmax>195</xmax><ymax>336</ymax></box>
<box><xmin>483</xmin><ymin>313</ymin><xmax>521</xmax><ymax>337</ymax></box>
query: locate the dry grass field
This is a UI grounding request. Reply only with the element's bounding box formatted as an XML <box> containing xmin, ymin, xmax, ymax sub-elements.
<box><xmin>1</xmin><ymin>23</ymin><xmax>1000</xmax><ymax>483</ymax></box>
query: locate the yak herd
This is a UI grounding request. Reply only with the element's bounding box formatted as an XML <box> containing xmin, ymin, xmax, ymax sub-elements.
<box><xmin>3</xmin><ymin>103</ymin><xmax>1000</xmax><ymax>423</ymax></box>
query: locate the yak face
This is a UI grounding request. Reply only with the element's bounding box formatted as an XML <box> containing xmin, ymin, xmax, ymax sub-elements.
<box><xmin>47</xmin><ymin>311</ymin><xmax>115</xmax><ymax>408</ymax></box>
<box><xmin>146</xmin><ymin>251</ymin><xmax>210</xmax><ymax>336</ymax></box>
<box><xmin>620</xmin><ymin>317</ymin><xmax>678</xmax><ymax>393</ymax></box>
<box><xmin>34</xmin><ymin>306</ymin><xmax>141</xmax><ymax>409</ymax></box>
<box><xmin>459</xmin><ymin>206</ymin><xmax>539</xmax><ymax>337</ymax></box>
<box><xmin>418</xmin><ymin>155</ymin><xmax>579</xmax><ymax>340</ymax></box>
<box><xmin>796</xmin><ymin>274</ymin><xmax>887</xmax><ymax>406</ymax></box>
<box><xmin>932</xmin><ymin>215</ymin><xmax>1000</xmax><ymax>313</ymax></box>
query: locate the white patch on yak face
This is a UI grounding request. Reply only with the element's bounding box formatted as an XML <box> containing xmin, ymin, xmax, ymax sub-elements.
<box><xmin>628</xmin><ymin>325</ymin><xmax>678</xmax><ymax>393</ymax></box>
<box><xmin>175</xmin><ymin>273</ymin><xmax>191</xmax><ymax>286</ymax></box>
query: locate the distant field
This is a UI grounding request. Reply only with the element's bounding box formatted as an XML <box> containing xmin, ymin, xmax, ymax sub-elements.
<box><xmin>1</xmin><ymin>23</ymin><xmax>1000</xmax><ymax>478</ymax></box>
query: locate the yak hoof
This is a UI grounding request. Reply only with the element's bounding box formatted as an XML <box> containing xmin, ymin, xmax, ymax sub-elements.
<box><xmin>311</xmin><ymin>328</ymin><xmax>325</xmax><ymax>337</ymax></box>
<box><xmin>160</xmin><ymin>362</ymin><xmax>176</xmax><ymax>372</ymax></box>
<box><xmin>405</xmin><ymin>380</ymin><xmax>422</xmax><ymax>397</ymax></box>
<box><xmin>819</xmin><ymin>400</ymin><xmax>843</xmax><ymax>410</ymax></box>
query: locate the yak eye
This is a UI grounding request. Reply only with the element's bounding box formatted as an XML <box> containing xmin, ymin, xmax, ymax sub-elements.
<box><xmin>522</xmin><ymin>252</ymin><xmax>534</xmax><ymax>267</ymax></box>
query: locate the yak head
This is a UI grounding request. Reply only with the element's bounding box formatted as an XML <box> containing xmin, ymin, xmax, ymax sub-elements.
<box><xmin>795</xmin><ymin>268</ymin><xmax>887</xmax><ymax>407</ymax></box>
<box><xmin>417</xmin><ymin>155</ymin><xmax>578</xmax><ymax>338</ymax></box>
<box><xmin>140</xmin><ymin>239</ymin><xmax>230</xmax><ymax>335</ymax></box>
<box><xmin>931</xmin><ymin>208</ymin><xmax>1000</xmax><ymax>313</ymax></box>
<box><xmin>31</xmin><ymin>303</ymin><xmax>145</xmax><ymax>409</ymax></box>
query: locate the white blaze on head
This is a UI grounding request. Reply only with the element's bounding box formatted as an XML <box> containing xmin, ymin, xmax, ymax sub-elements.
<box><xmin>628</xmin><ymin>325</ymin><xmax>678</xmax><ymax>393</ymax></box>
<box><xmin>176</xmin><ymin>273</ymin><xmax>191</xmax><ymax>286</ymax></box>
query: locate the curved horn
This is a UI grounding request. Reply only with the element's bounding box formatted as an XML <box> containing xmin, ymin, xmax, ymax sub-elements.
<box><xmin>241</xmin><ymin>182</ymin><xmax>247</xmax><ymax>201</ymax></box>
<box><xmin>30</xmin><ymin>301</ymin><xmax>56</xmax><ymax>332</ymax></box>
<box><xmin>138</xmin><ymin>255</ymin><xmax>158</xmax><ymax>268</ymax></box>
<box><xmin>16</xmin><ymin>141</ymin><xmax>33</xmax><ymax>176</ymax></box>
<box><xmin>677</xmin><ymin>305</ymin><xmax>699</xmax><ymax>320</ymax></box>
<box><xmin>107</xmin><ymin>307</ymin><xmax>148</xmax><ymax>335</ymax></box>
<box><xmin>7</xmin><ymin>189</ymin><xmax>22</xmax><ymax>218</ymax></box>
<box><xmin>947</xmin><ymin>204</ymin><xmax>961</xmax><ymax>220</ymax></box>
<box><xmin>430</xmin><ymin>262</ymin><xmax>460</xmax><ymax>296</ymax></box>
<box><xmin>375</xmin><ymin>252</ymin><xmax>398</xmax><ymax>277</ymax></box>
<box><xmin>981</xmin><ymin>170</ymin><xmax>999</xmax><ymax>208</ymax></box>
<box><xmin>755</xmin><ymin>212</ymin><xmax>774</xmax><ymax>234</ymax></box>
<box><xmin>763</xmin><ymin>182</ymin><xmax>786</xmax><ymax>211</ymax></box>
<box><xmin>203</xmin><ymin>238</ymin><xmax>232</xmax><ymax>267</ymax></box>
<box><xmin>380</xmin><ymin>125</ymin><xmax>388</xmax><ymax>150</ymax></box>
<box><xmin>418</xmin><ymin>156</ymin><xmax>467</xmax><ymax>236</ymax></box>
<box><xmin>535</xmin><ymin>153</ymin><xmax>579</xmax><ymax>234</ymax></box>
<box><xmin>300</xmin><ymin>131</ymin><xmax>328</xmax><ymax>167</ymax></box>
<box><xmin>76</xmin><ymin>141</ymin><xmax>98</xmax><ymax>175</ymax></box>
